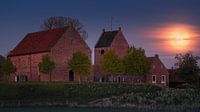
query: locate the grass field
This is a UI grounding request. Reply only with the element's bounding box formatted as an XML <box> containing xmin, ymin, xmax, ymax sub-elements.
<box><xmin>0</xmin><ymin>82</ymin><xmax>199</xmax><ymax>109</ymax></box>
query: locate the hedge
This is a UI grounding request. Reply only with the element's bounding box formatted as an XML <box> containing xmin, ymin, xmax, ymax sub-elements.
<box><xmin>0</xmin><ymin>83</ymin><xmax>161</xmax><ymax>103</ymax></box>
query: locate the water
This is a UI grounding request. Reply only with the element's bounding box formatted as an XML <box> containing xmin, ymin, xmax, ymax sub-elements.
<box><xmin>0</xmin><ymin>107</ymin><xmax>200</xmax><ymax>112</ymax></box>
<box><xmin>0</xmin><ymin>107</ymin><xmax>139</xmax><ymax>112</ymax></box>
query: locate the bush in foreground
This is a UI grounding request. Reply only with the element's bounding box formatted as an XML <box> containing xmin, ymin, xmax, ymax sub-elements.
<box><xmin>0</xmin><ymin>83</ymin><xmax>161</xmax><ymax>103</ymax></box>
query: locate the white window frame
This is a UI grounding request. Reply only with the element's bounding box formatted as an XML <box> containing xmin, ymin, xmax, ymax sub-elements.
<box><xmin>152</xmin><ymin>75</ymin><xmax>156</xmax><ymax>83</ymax></box>
<box><xmin>161</xmin><ymin>75</ymin><xmax>166</xmax><ymax>84</ymax></box>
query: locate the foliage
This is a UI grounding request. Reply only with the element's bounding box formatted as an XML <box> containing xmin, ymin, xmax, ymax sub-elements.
<box><xmin>41</xmin><ymin>16</ymin><xmax>88</xmax><ymax>40</ymax></box>
<box><xmin>102</xmin><ymin>50</ymin><xmax>123</xmax><ymax>75</ymax></box>
<box><xmin>174</xmin><ymin>52</ymin><xmax>200</xmax><ymax>84</ymax></box>
<box><xmin>38</xmin><ymin>55</ymin><xmax>55</xmax><ymax>81</ymax></box>
<box><xmin>68</xmin><ymin>51</ymin><xmax>91</xmax><ymax>76</ymax></box>
<box><xmin>0</xmin><ymin>55</ymin><xmax>5</xmax><ymax>65</ymax></box>
<box><xmin>112</xmin><ymin>87</ymin><xmax>200</xmax><ymax>106</ymax></box>
<box><xmin>123</xmin><ymin>46</ymin><xmax>150</xmax><ymax>75</ymax></box>
<box><xmin>0</xmin><ymin>83</ymin><xmax>200</xmax><ymax>108</ymax></box>
<box><xmin>0</xmin><ymin>58</ymin><xmax>16</xmax><ymax>77</ymax></box>
<box><xmin>0</xmin><ymin>55</ymin><xmax>5</xmax><ymax>74</ymax></box>
<box><xmin>0</xmin><ymin>83</ymin><xmax>161</xmax><ymax>103</ymax></box>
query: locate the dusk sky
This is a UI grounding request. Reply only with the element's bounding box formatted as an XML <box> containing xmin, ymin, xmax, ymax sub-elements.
<box><xmin>0</xmin><ymin>0</ymin><xmax>199</xmax><ymax>68</ymax></box>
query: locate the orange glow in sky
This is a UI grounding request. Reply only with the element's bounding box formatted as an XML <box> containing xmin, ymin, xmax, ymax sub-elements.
<box><xmin>168</xmin><ymin>27</ymin><xmax>191</xmax><ymax>51</ymax></box>
<box><xmin>156</xmin><ymin>24</ymin><xmax>198</xmax><ymax>53</ymax></box>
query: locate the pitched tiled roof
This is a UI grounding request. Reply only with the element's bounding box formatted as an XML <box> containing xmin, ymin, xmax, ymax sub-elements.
<box><xmin>95</xmin><ymin>30</ymin><xmax>119</xmax><ymax>48</ymax></box>
<box><xmin>147</xmin><ymin>57</ymin><xmax>157</xmax><ymax>64</ymax></box>
<box><xmin>8</xmin><ymin>27</ymin><xmax>69</xmax><ymax>57</ymax></box>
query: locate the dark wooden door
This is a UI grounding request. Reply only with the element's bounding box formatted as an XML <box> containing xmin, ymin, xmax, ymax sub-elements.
<box><xmin>69</xmin><ymin>70</ymin><xmax>74</xmax><ymax>81</ymax></box>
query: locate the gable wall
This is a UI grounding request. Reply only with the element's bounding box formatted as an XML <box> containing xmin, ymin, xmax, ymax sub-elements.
<box><xmin>50</xmin><ymin>27</ymin><xmax>91</xmax><ymax>81</ymax></box>
<box><xmin>110</xmin><ymin>31</ymin><xmax>129</xmax><ymax>58</ymax></box>
<box><xmin>146</xmin><ymin>58</ymin><xmax>169</xmax><ymax>86</ymax></box>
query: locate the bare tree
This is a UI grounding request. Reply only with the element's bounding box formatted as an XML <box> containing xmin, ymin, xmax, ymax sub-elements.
<box><xmin>41</xmin><ymin>16</ymin><xmax>88</xmax><ymax>40</ymax></box>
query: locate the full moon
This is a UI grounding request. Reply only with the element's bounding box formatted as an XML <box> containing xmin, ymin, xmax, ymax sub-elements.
<box><xmin>169</xmin><ymin>28</ymin><xmax>190</xmax><ymax>51</ymax></box>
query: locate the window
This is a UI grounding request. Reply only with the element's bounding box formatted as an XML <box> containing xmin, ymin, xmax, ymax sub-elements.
<box><xmin>152</xmin><ymin>75</ymin><xmax>156</xmax><ymax>83</ymax></box>
<box><xmin>100</xmin><ymin>49</ymin><xmax>105</xmax><ymax>55</ymax></box>
<box><xmin>161</xmin><ymin>75</ymin><xmax>166</xmax><ymax>83</ymax></box>
<box><xmin>16</xmin><ymin>75</ymin><xmax>28</xmax><ymax>82</ymax></box>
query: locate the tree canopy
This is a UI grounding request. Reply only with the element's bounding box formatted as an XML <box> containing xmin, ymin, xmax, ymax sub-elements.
<box><xmin>102</xmin><ymin>50</ymin><xmax>123</xmax><ymax>75</ymax></box>
<box><xmin>0</xmin><ymin>55</ymin><xmax>5</xmax><ymax>64</ymax></box>
<box><xmin>0</xmin><ymin>55</ymin><xmax>5</xmax><ymax>73</ymax></box>
<box><xmin>38</xmin><ymin>55</ymin><xmax>55</xmax><ymax>81</ymax></box>
<box><xmin>175</xmin><ymin>52</ymin><xmax>200</xmax><ymax>84</ymax></box>
<box><xmin>0</xmin><ymin>58</ymin><xmax>16</xmax><ymax>81</ymax></box>
<box><xmin>123</xmin><ymin>46</ymin><xmax>150</xmax><ymax>75</ymax></box>
<box><xmin>68</xmin><ymin>52</ymin><xmax>91</xmax><ymax>76</ymax></box>
<box><xmin>41</xmin><ymin>16</ymin><xmax>88</xmax><ymax>40</ymax></box>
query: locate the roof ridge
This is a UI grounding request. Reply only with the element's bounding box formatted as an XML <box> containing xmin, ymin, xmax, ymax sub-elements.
<box><xmin>27</xmin><ymin>27</ymin><xmax>69</xmax><ymax>35</ymax></box>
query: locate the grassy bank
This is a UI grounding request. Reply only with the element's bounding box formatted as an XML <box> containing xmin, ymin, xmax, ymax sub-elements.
<box><xmin>0</xmin><ymin>82</ymin><xmax>199</xmax><ymax>108</ymax></box>
<box><xmin>0</xmin><ymin>83</ymin><xmax>160</xmax><ymax>104</ymax></box>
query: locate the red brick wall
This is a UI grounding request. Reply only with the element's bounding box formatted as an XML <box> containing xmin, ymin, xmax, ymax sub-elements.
<box><xmin>10</xmin><ymin>52</ymin><xmax>48</xmax><ymax>81</ymax></box>
<box><xmin>146</xmin><ymin>57</ymin><xmax>169</xmax><ymax>87</ymax></box>
<box><xmin>110</xmin><ymin>31</ymin><xmax>129</xmax><ymax>58</ymax></box>
<box><xmin>50</xmin><ymin>27</ymin><xmax>91</xmax><ymax>82</ymax></box>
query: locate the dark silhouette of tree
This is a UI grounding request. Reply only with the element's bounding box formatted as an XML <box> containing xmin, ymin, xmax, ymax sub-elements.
<box><xmin>0</xmin><ymin>58</ymin><xmax>16</xmax><ymax>81</ymax></box>
<box><xmin>175</xmin><ymin>52</ymin><xmax>200</xmax><ymax>85</ymax></box>
<box><xmin>0</xmin><ymin>55</ymin><xmax>5</xmax><ymax>64</ymax></box>
<box><xmin>0</xmin><ymin>55</ymin><xmax>5</xmax><ymax>80</ymax></box>
<box><xmin>41</xmin><ymin>16</ymin><xmax>88</xmax><ymax>40</ymax></box>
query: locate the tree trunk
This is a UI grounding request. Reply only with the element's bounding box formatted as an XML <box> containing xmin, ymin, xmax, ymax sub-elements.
<box><xmin>38</xmin><ymin>75</ymin><xmax>41</xmax><ymax>82</ymax></box>
<box><xmin>49</xmin><ymin>72</ymin><xmax>52</xmax><ymax>82</ymax></box>
<box><xmin>78</xmin><ymin>76</ymin><xmax>81</xmax><ymax>83</ymax></box>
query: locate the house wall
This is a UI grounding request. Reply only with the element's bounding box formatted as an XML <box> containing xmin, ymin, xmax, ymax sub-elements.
<box><xmin>9</xmin><ymin>52</ymin><xmax>48</xmax><ymax>81</ymax></box>
<box><xmin>50</xmin><ymin>27</ymin><xmax>91</xmax><ymax>82</ymax></box>
<box><xmin>146</xmin><ymin>57</ymin><xmax>169</xmax><ymax>87</ymax></box>
<box><xmin>110</xmin><ymin>31</ymin><xmax>129</xmax><ymax>58</ymax></box>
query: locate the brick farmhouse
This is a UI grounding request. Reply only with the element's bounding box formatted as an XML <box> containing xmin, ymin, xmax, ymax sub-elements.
<box><xmin>8</xmin><ymin>27</ymin><xmax>91</xmax><ymax>82</ymax></box>
<box><xmin>93</xmin><ymin>28</ymin><xmax>169</xmax><ymax>86</ymax></box>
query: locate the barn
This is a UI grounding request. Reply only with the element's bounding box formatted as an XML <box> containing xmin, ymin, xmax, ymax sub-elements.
<box><xmin>8</xmin><ymin>27</ymin><xmax>91</xmax><ymax>82</ymax></box>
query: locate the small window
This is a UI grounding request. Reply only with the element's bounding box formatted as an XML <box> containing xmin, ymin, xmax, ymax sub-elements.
<box><xmin>17</xmin><ymin>75</ymin><xmax>28</xmax><ymax>82</ymax></box>
<box><xmin>100</xmin><ymin>49</ymin><xmax>105</xmax><ymax>55</ymax></box>
<box><xmin>161</xmin><ymin>75</ymin><xmax>166</xmax><ymax>83</ymax></box>
<box><xmin>152</xmin><ymin>75</ymin><xmax>156</xmax><ymax>83</ymax></box>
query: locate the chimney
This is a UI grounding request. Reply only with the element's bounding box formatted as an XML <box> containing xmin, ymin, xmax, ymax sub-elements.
<box><xmin>102</xmin><ymin>28</ymin><xmax>105</xmax><ymax>32</ymax></box>
<box><xmin>118</xmin><ymin>27</ymin><xmax>121</xmax><ymax>31</ymax></box>
<box><xmin>155</xmin><ymin>54</ymin><xmax>159</xmax><ymax>58</ymax></box>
